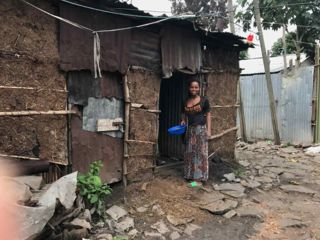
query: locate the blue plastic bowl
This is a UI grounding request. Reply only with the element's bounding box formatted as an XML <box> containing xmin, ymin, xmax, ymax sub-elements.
<box><xmin>168</xmin><ymin>125</ymin><xmax>187</xmax><ymax>135</ymax></box>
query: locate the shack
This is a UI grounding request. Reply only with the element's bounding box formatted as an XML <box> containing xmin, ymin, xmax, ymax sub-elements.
<box><xmin>0</xmin><ymin>0</ymin><xmax>249</xmax><ymax>183</ymax></box>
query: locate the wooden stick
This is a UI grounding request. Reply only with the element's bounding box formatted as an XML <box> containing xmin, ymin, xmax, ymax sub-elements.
<box><xmin>237</xmin><ymin>80</ymin><xmax>248</xmax><ymax>142</ymax></box>
<box><xmin>211</xmin><ymin>105</ymin><xmax>239</xmax><ymax>108</ymax></box>
<box><xmin>126</xmin><ymin>139</ymin><xmax>157</xmax><ymax>144</ymax></box>
<box><xmin>0</xmin><ymin>110</ymin><xmax>76</xmax><ymax>116</ymax></box>
<box><xmin>0</xmin><ymin>86</ymin><xmax>67</xmax><ymax>92</ymax></box>
<box><xmin>209</xmin><ymin>126</ymin><xmax>238</xmax><ymax>140</ymax></box>
<box><xmin>0</xmin><ymin>153</ymin><xmax>39</xmax><ymax>160</ymax></box>
<box><xmin>123</xmin><ymin>73</ymin><xmax>130</xmax><ymax>188</ymax></box>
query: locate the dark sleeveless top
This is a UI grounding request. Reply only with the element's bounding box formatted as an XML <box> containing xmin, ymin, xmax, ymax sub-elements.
<box><xmin>182</xmin><ymin>96</ymin><xmax>210</xmax><ymax>126</ymax></box>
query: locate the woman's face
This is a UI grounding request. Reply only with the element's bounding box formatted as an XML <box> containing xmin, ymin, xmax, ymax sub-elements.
<box><xmin>189</xmin><ymin>81</ymin><xmax>200</xmax><ymax>96</ymax></box>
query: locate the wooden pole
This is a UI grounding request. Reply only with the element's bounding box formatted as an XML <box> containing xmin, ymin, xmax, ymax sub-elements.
<box><xmin>0</xmin><ymin>110</ymin><xmax>76</xmax><ymax>116</ymax></box>
<box><xmin>253</xmin><ymin>0</ymin><xmax>281</xmax><ymax>145</ymax></box>
<box><xmin>237</xmin><ymin>80</ymin><xmax>247</xmax><ymax>142</ymax></box>
<box><xmin>282</xmin><ymin>24</ymin><xmax>288</xmax><ymax>75</ymax></box>
<box><xmin>227</xmin><ymin>0</ymin><xmax>235</xmax><ymax>34</ymax></box>
<box><xmin>315</xmin><ymin>44</ymin><xmax>320</xmax><ymax>142</ymax></box>
<box><xmin>123</xmin><ymin>73</ymin><xmax>130</xmax><ymax>188</ymax></box>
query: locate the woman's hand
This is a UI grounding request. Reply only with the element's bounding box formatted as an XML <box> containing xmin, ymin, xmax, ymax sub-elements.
<box><xmin>207</xmin><ymin>130</ymin><xmax>211</xmax><ymax>139</ymax></box>
<box><xmin>181</xmin><ymin>120</ymin><xmax>186</xmax><ymax>126</ymax></box>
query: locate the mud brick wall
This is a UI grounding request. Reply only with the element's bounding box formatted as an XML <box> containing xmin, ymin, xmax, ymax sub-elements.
<box><xmin>0</xmin><ymin>0</ymin><xmax>68</xmax><ymax>164</ymax></box>
<box><xmin>126</xmin><ymin>69</ymin><xmax>160</xmax><ymax>182</ymax></box>
<box><xmin>205</xmin><ymin>50</ymin><xmax>240</xmax><ymax>160</ymax></box>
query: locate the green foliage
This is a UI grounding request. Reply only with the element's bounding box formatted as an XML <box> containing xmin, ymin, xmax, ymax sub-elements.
<box><xmin>239</xmin><ymin>50</ymin><xmax>249</xmax><ymax>60</ymax></box>
<box><xmin>77</xmin><ymin>161</ymin><xmax>112</xmax><ymax>217</ymax></box>
<box><xmin>235</xmin><ymin>0</ymin><xmax>320</xmax><ymax>59</ymax></box>
<box><xmin>113</xmin><ymin>237</ymin><xmax>128</xmax><ymax>240</ymax></box>
<box><xmin>271</xmin><ymin>32</ymin><xmax>296</xmax><ymax>57</ymax></box>
<box><xmin>233</xmin><ymin>166</ymin><xmax>246</xmax><ymax>178</ymax></box>
<box><xmin>170</xmin><ymin>0</ymin><xmax>228</xmax><ymax>31</ymax></box>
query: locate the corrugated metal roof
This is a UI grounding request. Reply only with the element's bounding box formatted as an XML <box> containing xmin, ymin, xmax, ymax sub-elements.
<box><xmin>240</xmin><ymin>54</ymin><xmax>307</xmax><ymax>75</ymax></box>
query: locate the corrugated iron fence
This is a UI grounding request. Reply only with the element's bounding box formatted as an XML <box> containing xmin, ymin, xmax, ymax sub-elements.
<box><xmin>238</xmin><ymin>66</ymin><xmax>314</xmax><ymax>144</ymax></box>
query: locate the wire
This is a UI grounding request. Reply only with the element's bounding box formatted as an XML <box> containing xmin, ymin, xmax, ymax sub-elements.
<box><xmin>259</xmin><ymin>2</ymin><xmax>318</xmax><ymax>9</ymax></box>
<box><xmin>60</xmin><ymin>0</ymin><xmax>194</xmax><ymax>19</ymax></box>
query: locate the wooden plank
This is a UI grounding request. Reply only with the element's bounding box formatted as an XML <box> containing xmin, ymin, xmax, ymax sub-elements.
<box><xmin>315</xmin><ymin>44</ymin><xmax>320</xmax><ymax>142</ymax></box>
<box><xmin>0</xmin><ymin>110</ymin><xmax>76</xmax><ymax>116</ymax></box>
<box><xmin>97</xmin><ymin>118</ymin><xmax>123</xmax><ymax>132</ymax></box>
<box><xmin>209</xmin><ymin>126</ymin><xmax>238</xmax><ymax>140</ymax></box>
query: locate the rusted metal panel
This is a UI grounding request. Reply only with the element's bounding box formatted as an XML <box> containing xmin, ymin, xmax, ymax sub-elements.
<box><xmin>161</xmin><ymin>24</ymin><xmax>202</xmax><ymax>78</ymax></box>
<box><xmin>203</xmin><ymin>48</ymin><xmax>239</xmax><ymax>71</ymax></box>
<box><xmin>129</xmin><ymin>29</ymin><xmax>161</xmax><ymax>72</ymax></box>
<box><xmin>59</xmin><ymin>2</ymin><xmax>131</xmax><ymax>73</ymax></box>
<box><xmin>71</xmin><ymin>107</ymin><xmax>123</xmax><ymax>183</ymax></box>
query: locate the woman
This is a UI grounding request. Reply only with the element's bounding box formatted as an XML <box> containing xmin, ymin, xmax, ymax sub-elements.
<box><xmin>181</xmin><ymin>79</ymin><xmax>211</xmax><ymax>186</ymax></box>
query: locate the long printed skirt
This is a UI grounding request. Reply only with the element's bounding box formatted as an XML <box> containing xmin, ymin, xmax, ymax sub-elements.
<box><xmin>184</xmin><ymin>125</ymin><xmax>209</xmax><ymax>181</ymax></box>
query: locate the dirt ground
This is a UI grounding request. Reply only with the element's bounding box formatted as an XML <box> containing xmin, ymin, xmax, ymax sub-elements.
<box><xmin>92</xmin><ymin>141</ymin><xmax>320</xmax><ymax>240</ymax></box>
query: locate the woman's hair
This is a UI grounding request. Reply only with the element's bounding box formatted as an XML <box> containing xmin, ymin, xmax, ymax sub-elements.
<box><xmin>188</xmin><ymin>79</ymin><xmax>200</xmax><ymax>87</ymax></box>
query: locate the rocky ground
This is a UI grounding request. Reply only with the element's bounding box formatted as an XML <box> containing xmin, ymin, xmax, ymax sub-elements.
<box><xmin>89</xmin><ymin>141</ymin><xmax>320</xmax><ymax>240</ymax></box>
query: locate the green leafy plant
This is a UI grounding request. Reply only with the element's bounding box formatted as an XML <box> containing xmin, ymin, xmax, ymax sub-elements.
<box><xmin>77</xmin><ymin>161</ymin><xmax>112</xmax><ymax>217</ymax></box>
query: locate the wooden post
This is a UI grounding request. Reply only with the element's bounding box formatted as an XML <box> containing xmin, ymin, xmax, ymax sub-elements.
<box><xmin>227</xmin><ymin>0</ymin><xmax>235</xmax><ymax>34</ymax></box>
<box><xmin>253</xmin><ymin>0</ymin><xmax>281</xmax><ymax>145</ymax></box>
<box><xmin>282</xmin><ymin>24</ymin><xmax>288</xmax><ymax>75</ymax></box>
<box><xmin>237</xmin><ymin>80</ymin><xmax>247</xmax><ymax>142</ymax></box>
<box><xmin>123</xmin><ymin>73</ymin><xmax>130</xmax><ymax>188</ymax></box>
<box><xmin>315</xmin><ymin>44</ymin><xmax>320</xmax><ymax>142</ymax></box>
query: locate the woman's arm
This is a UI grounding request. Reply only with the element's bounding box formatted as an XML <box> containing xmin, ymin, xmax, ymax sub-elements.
<box><xmin>206</xmin><ymin>112</ymin><xmax>211</xmax><ymax>137</ymax></box>
<box><xmin>181</xmin><ymin>113</ymin><xmax>186</xmax><ymax>125</ymax></box>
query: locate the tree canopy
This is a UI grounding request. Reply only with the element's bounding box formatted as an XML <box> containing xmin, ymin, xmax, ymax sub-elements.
<box><xmin>170</xmin><ymin>0</ymin><xmax>228</xmax><ymax>31</ymax></box>
<box><xmin>236</xmin><ymin>0</ymin><xmax>320</xmax><ymax>59</ymax></box>
<box><xmin>271</xmin><ymin>32</ymin><xmax>296</xmax><ymax>57</ymax></box>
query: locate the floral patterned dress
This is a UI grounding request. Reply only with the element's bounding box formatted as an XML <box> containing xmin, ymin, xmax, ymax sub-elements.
<box><xmin>182</xmin><ymin>97</ymin><xmax>210</xmax><ymax>181</ymax></box>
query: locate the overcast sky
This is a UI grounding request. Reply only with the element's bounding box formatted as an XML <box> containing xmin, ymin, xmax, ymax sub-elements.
<box><xmin>131</xmin><ymin>0</ymin><xmax>285</xmax><ymax>59</ymax></box>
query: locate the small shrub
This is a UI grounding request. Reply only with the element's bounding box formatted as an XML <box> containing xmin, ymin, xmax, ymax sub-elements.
<box><xmin>77</xmin><ymin>160</ymin><xmax>112</xmax><ymax>217</ymax></box>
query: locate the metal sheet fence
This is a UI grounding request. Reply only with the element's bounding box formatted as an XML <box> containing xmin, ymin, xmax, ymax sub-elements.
<box><xmin>238</xmin><ymin>66</ymin><xmax>314</xmax><ymax>144</ymax></box>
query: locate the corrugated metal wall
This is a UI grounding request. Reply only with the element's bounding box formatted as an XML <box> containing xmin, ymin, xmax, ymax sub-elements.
<box><xmin>159</xmin><ymin>74</ymin><xmax>189</xmax><ymax>159</ymax></box>
<box><xmin>239</xmin><ymin>66</ymin><xmax>314</xmax><ymax>144</ymax></box>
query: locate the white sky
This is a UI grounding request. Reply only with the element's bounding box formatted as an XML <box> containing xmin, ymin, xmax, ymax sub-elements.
<box><xmin>131</xmin><ymin>0</ymin><xmax>286</xmax><ymax>59</ymax></box>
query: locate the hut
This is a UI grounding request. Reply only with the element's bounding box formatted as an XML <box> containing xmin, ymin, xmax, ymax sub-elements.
<box><xmin>0</xmin><ymin>0</ymin><xmax>249</xmax><ymax>183</ymax></box>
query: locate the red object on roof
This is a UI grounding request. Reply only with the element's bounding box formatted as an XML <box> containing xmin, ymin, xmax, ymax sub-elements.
<box><xmin>247</xmin><ymin>34</ymin><xmax>254</xmax><ymax>42</ymax></box>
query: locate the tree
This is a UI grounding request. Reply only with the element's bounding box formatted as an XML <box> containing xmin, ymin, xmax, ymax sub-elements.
<box><xmin>236</xmin><ymin>0</ymin><xmax>320</xmax><ymax>60</ymax></box>
<box><xmin>170</xmin><ymin>0</ymin><xmax>228</xmax><ymax>31</ymax></box>
<box><xmin>271</xmin><ymin>32</ymin><xmax>296</xmax><ymax>57</ymax></box>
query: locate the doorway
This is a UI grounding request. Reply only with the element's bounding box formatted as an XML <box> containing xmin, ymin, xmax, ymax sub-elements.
<box><xmin>158</xmin><ymin>73</ymin><xmax>189</xmax><ymax>164</ymax></box>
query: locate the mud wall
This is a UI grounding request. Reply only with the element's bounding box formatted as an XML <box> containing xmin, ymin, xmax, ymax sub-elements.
<box><xmin>126</xmin><ymin>69</ymin><xmax>161</xmax><ymax>182</ymax></box>
<box><xmin>205</xmin><ymin>49</ymin><xmax>240</xmax><ymax>160</ymax></box>
<box><xmin>0</xmin><ymin>0</ymin><xmax>68</xmax><ymax>164</ymax></box>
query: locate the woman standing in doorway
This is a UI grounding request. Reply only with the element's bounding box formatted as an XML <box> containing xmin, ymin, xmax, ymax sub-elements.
<box><xmin>181</xmin><ymin>79</ymin><xmax>211</xmax><ymax>186</ymax></box>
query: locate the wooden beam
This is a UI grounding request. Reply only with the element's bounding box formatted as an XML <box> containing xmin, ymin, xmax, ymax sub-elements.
<box><xmin>0</xmin><ymin>153</ymin><xmax>39</xmax><ymax>161</ymax></box>
<box><xmin>0</xmin><ymin>86</ymin><xmax>67</xmax><ymax>92</ymax></box>
<box><xmin>253</xmin><ymin>0</ymin><xmax>281</xmax><ymax>145</ymax></box>
<box><xmin>0</xmin><ymin>110</ymin><xmax>76</xmax><ymax>116</ymax></box>
<box><xmin>315</xmin><ymin>44</ymin><xmax>320</xmax><ymax>142</ymax></box>
<box><xmin>209</xmin><ymin>126</ymin><xmax>238</xmax><ymax>140</ymax></box>
<box><xmin>123</xmin><ymin>73</ymin><xmax>130</xmax><ymax>188</ymax></box>
<box><xmin>237</xmin><ymin>80</ymin><xmax>247</xmax><ymax>142</ymax></box>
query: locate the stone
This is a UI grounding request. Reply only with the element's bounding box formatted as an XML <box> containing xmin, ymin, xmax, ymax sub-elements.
<box><xmin>197</xmin><ymin>191</ymin><xmax>225</xmax><ymax>206</ymax></box>
<box><xmin>241</xmin><ymin>180</ymin><xmax>261</xmax><ymax>189</ymax></box>
<box><xmin>96</xmin><ymin>221</ymin><xmax>106</xmax><ymax>228</ymax></box>
<box><xmin>18</xmin><ymin>204</ymin><xmax>56</xmax><ymax>240</ymax></box>
<box><xmin>0</xmin><ymin>178</ymin><xmax>32</xmax><ymax>203</ymax></box>
<box><xmin>255</xmin><ymin>176</ymin><xmax>273</xmax><ymax>183</ymax></box>
<box><xmin>184</xmin><ymin>223</ymin><xmax>201</xmax><ymax>236</ymax></box>
<box><xmin>167</xmin><ymin>215</ymin><xmax>194</xmax><ymax>226</ymax></box>
<box><xmin>39</xmin><ymin>172</ymin><xmax>78</xmax><ymax>209</ymax></box>
<box><xmin>141</xmin><ymin>182</ymin><xmax>149</xmax><ymax>191</ymax></box>
<box><xmin>136</xmin><ymin>206</ymin><xmax>148</xmax><ymax>213</ymax></box>
<box><xmin>115</xmin><ymin>217</ymin><xmax>134</xmax><ymax>232</ymax></box>
<box><xmin>144</xmin><ymin>231</ymin><xmax>166</xmax><ymax>240</ymax></box>
<box><xmin>80</xmin><ymin>209</ymin><xmax>92</xmax><ymax>222</ymax></box>
<box><xmin>128</xmin><ymin>229</ymin><xmax>138</xmax><ymax>238</ymax></box>
<box><xmin>223</xmin><ymin>210</ymin><xmax>237</xmax><ymax>219</ymax></box>
<box><xmin>223</xmin><ymin>173</ymin><xmax>236</xmax><ymax>182</ymax></box>
<box><xmin>280</xmin><ymin>218</ymin><xmax>308</xmax><ymax>228</ymax></box>
<box><xmin>152</xmin><ymin>204</ymin><xmax>165</xmax><ymax>216</ymax></box>
<box><xmin>64</xmin><ymin>228</ymin><xmax>88</xmax><ymax>239</ymax></box>
<box><xmin>236</xmin><ymin>206</ymin><xmax>267</xmax><ymax>220</ymax></box>
<box><xmin>106</xmin><ymin>205</ymin><xmax>128</xmax><ymax>221</ymax></box>
<box><xmin>280</xmin><ymin>185</ymin><xmax>317</xmax><ymax>194</ymax></box>
<box><xmin>14</xmin><ymin>175</ymin><xmax>44</xmax><ymax>190</ymax></box>
<box><xmin>213</xmin><ymin>183</ymin><xmax>245</xmax><ymax>193</ymax></box>
<box><xmin>151</xmin><ymin>220</ymin><xmax>170</xmax><ymax>234</ymax></box>
<box><xmin>97</xmin><ymin>233</ymin><xmax>113</xmax><ymax>240</ymax></box>
<box><xmin>239</xmin><ymin>160</ymin><xmax>251</xmax><ymax>167</ymax></box>
<box><xmin>200</xmin><ymin>199</ymin><xmax>238</xmax><ymax>215</ymax></box>
<box><xmin>221</xmin><ymin>190</ymin><xmax>246</xmax><ymax>198</ymax></box>
<box><xmin>170</xmin><ymin>231</ymin><xmax>181</xmax><ymax>240</ymax></box>
<box><xmin>69</xmin><ymin>218</ymin><xmax>92</xmax><ymax>229</ymax></box>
